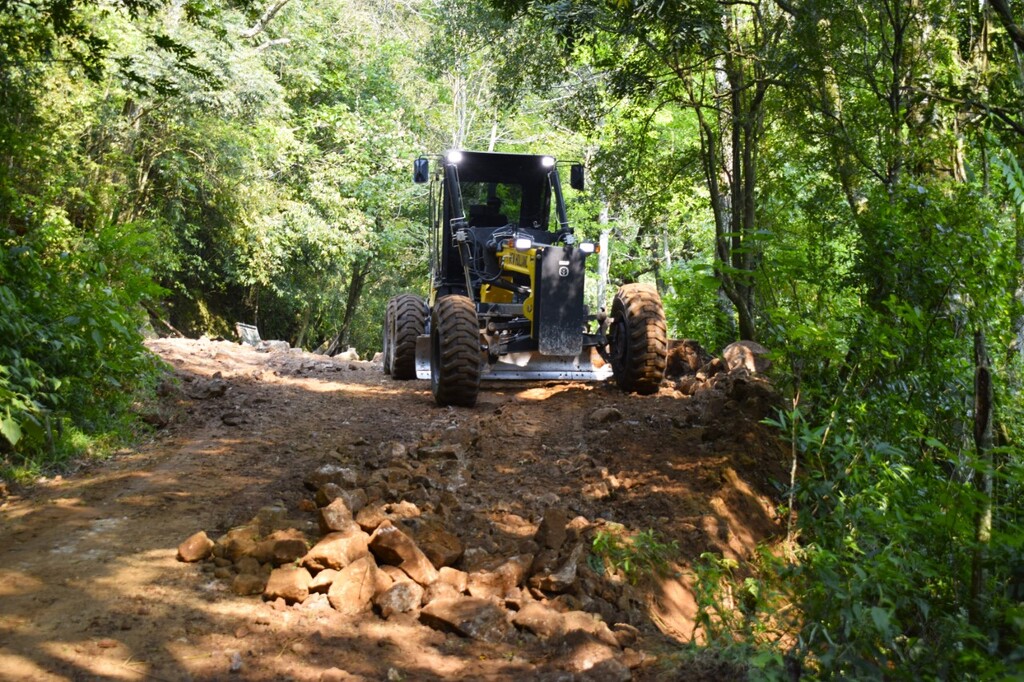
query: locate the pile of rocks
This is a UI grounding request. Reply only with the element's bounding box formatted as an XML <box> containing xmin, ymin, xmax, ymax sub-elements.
<box><xmin>178</xmin><ymin>460</ymin><xmax>646</xmax><ymax>679</ymax></box>
<box><xmin>666</xmin><ymin>339</ymin><xmax>772</xmax><ymax>395</ymax></box>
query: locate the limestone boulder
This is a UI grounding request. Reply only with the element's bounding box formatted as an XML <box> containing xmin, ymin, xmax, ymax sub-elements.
<box><xmin>410</xmin><ymin>518</ymin><xmax>464</xmax><ymax>568</ymax></box>
<box><xmin>251</xmin><ymin>529</ymin><xmax>308</xmax><ymax>566</ymax></box>
<box><xmin>319</xmin><ymin>498</ymin><xmax>359</xmax><ymax>535</ymax></box>
<box><xmin>512</xmin><ymin>602</ymin><xmax>566</xmax><ymax>640</ymax></box>
<box><xmin>419</xmin><ymin>597</ymin><xmax>511</xmax><ymax>643</ymax></box>
<box><xmin>264</xmin><ymin>566</ymin><xmax>312</xmax><ymax>604</ymax></box>
<box><xmin>723</xmin><ymin>340</ymin><xmax>771</xmax><ymax>374</ymax></box>
<box><xmin>374</xmin><ymin>580</ymin><xmax>425</xmax><ymax>618</ymax></box>
<box><xmin>534</xmin><ymin>509</ymin><xmax>569</xmax><ymax>551</ymax></box>
<box><xmin>327</xmin><ymin>556</ymin><xmax>383</xmax><ymax>615</ymax></box>
<box><xmin>302</xmin><ymin>530</ymin><xmax>370</xmax><ymax>571</ymax></box>
<box><xmin>368</xmin><ymin>520</ymin><xmax>439</xmax><ymax>586</ymax></box>
<box><xmin>177</xmin><ymin>531</ymin><xmax>215</xmax><ymax>562</ymax></box>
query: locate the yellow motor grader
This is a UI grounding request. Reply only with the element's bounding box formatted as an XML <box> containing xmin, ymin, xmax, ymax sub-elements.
<box><xmin>383</xmin><ymin>150</ymin><xmax>666</xmax><ymax>407</ymax></box>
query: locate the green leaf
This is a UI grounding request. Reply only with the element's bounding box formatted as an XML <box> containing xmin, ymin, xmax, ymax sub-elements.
<box><xmin>870</xmin><ymin>606</ymin><xmax>891</xmax><ymax>635</ymax></box>
<box><xmin>1</xmin><ymin>416</ymin><xmax>22</xmax><ymax>446</ymax></box>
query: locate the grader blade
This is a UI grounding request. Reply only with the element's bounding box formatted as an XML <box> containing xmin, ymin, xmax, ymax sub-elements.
<box><xmin>414</xmin><ymin>335</ymin><xmax>610</xmax><ymax>382</ymax></box>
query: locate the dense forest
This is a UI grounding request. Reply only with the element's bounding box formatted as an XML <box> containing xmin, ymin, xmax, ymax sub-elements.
<box><xmin>2</xmin><ymin>0</ymin><xmax>1023</xmax><ymax>677</ymax></box>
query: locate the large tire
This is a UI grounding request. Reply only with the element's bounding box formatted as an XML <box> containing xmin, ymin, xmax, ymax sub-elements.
<box><xmin>609</xmin><ymin>283</ymin><xmax>667</xmax><ymax>395</ymax></box>
<box><xmin>430</xmin><ymin>295</ymin><xmax>482</xmax><ymax>407</ymax></box>
<box><xmin>382</xmin><ymin>298</ymin><xmax>396</xmax><ymax>375</ymax></box>
<box><xmin>389</xmin><ymin>294</ymin><xmax>427</xmax><ymax>380</ymax></box>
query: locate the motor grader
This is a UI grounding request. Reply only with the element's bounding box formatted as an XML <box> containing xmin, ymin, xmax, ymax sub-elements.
<box><xmin>382</xmin><ymin>150</ymin><xmax>667</xmax><ymax>407</ymax></box>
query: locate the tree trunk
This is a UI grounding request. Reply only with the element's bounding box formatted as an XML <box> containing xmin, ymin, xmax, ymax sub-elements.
<box><xmin>969</xmin><ymin>330</ymin><xmax>994</xmax><ymax>627</ymax></box>
<box><xmin>1014</xmin><ymin>213</ymin><xmax>1024</xmax><ymax>365</ymax></box>
<box><xmin>294</xmin><ymin>305</ymin><xmax>311</xmax><ymax>350</ymax></box>
<box><xmin>326</xmin><ymin>257</ymin><xmax>372</xmax><ymax>356</ymax></box>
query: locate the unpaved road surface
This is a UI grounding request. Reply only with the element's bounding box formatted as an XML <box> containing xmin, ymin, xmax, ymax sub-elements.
<box><xmin>0</xmin><ymin>338</ymin><xmax>787</xmax><ymax>680</ymax></box>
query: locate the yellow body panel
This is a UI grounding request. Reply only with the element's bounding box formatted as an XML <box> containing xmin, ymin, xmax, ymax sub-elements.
<box><xmin>479</xmin><ymin>283</ymin><xmax>514</xmax><ymax>304</ymax></box>
<box><xmin>495</xmin><ymin>244</ymin><xmax>537</xmax><ymax>321</ymax></box>
<box><xmin>430</xmin><ymin>244</ymin><xmax>538</xmax><ymax>328</ymax></box>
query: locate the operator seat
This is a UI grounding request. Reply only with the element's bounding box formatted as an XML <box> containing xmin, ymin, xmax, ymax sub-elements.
<box><xmin>468</xmin><ymin>204</ymin><xmax>508</xmax><ymax>228</ymax></box>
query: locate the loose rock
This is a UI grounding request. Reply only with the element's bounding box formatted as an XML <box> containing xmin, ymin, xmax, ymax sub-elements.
<box><xmin>535</xmin><ymin>509</ymin><xmax>569</xmax><ymax>551</ymax></box>
<box><xmin>309</xmin><ymin>569</ymin><xmax>339</xmax><ymax>594</ymax></box>
<box><xmin>303</xmin><ymin>530</ymin><xmax>370</xmax><ymax>571</ymax></box>
<box><xmin>438</xmin><ymin>566</ymin><xmax>469</xmax><ymax>593</ymax></box>
<box><xmin>530</xmin><ymin>544</ymin><xmax>584</xmax><ymax>593</ymax></box>
<box><xmin>368</xmin><ymin>520</ymin><xmax>439</xmax><ymax>586</ymax></box>
<box><xmin>319</xmin><ymin>498</ymin><xmax>359</xmax><ymax>535</ymax></box>
<box><xmin>232</xmin><ymin>573</ymin><xmax>267</xmax><ymax>596</ymax></box>
<box><xmin>410</xmin><ymin>518</ymin><xmax>464</xmax><ymax>568</ymax></box>
<box><xmin>467</xmin><ymin>555</ymin><xmax>532</xmax><ymax>600</ymax></box>
<box><xmin>264</xmin><ymin>566</ymin><xmax>312</xmax><ymax>604</ymax></box>
<box><xmin>723</xmin><ymin>340</ymin><xmax>771</xmax><ymax>374</ymax></box>
<box><xmin>327</xmin><ymin>556</ymin><xmax>383</xmax><ymax>615</ymax></box>
<box><xmin>252</xmin><ymin>529</ymin><xmax>308</xmax><ymax>566</ymax></box>
<box><xmin>356</xmin><ymin>501</ymin><xmax>421</xmax><ymax>532</ymax></box>
<box><xmin>177</xmin><ymin>531</ymin><xmax>215</xmax><ymax>562</ymax></box>
<box><xmin>215</xmin><ymin>525</ymin><xmax>260</xmax><ymax>563</ymax></box>
<box><xmin>513</xmin><ymin>602</ymin><xmax>567</xmax><ymax>640</ymax></box>
<box><xmin>374</xmin><ymin>580</ymin><xmax>425</xmax><ymax>618</ymax></box>
<box><xmin>419</xmin><ymin>597</ymin><xmax>511</xmax><ymax>643</ymax></box>
<box><xmin>587</xmin><ymin>407</ymin><xmax>623</xmax><ymax>425</ymax></box>
<box><xmin>305</xmin><ymin>464</ymin><xmax>360</xmax><ymax>491</ymax></box>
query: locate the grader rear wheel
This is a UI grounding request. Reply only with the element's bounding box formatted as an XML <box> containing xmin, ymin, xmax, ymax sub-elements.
<box><xmin>387</xmin><ymin>294</ymin><xmax>427</xmax><ymax>380</ymax></box>
<box><xmin>609</xmin><ymin>283</ymin><xmax>667</xmax><ymax>394</ymax></box>
<box><xmin>430</xmin><ymin>295</ymin><xmax>482</xmax><ymax>407</ymax></box>
<box><xmin>382</xmin><ymin>298</ymin><xmax>396</xmax><ymax>375</ymax></box>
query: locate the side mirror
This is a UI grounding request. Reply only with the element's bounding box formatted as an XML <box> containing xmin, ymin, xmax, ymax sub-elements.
<box><xmin>413</xmin><ymin>157</ymin><xmax>429</xmax><ymax>184</ymax></box>
<box><xmin>570</xmin><ymin>163</ymin><xmax>585</xmax><ymax>191</ymax></box>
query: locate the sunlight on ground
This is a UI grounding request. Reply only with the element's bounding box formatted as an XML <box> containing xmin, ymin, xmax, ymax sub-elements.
<box><xmin>0</xmin><ymin>569</ymin><xmax>44</xmax><ymax>596</ymax></box>
<box><xmin>40</xmin><ymin>640</ymin><xmax>139</xmax><ymax>681</ymax></box>
<box><xmin>0</xmin><ymin>653</ymin><xmax>55</xmax><ymax>681</ymax></box>
<box><xmin>653</xmin><ymin>574</ymin><xmax>701</xmax><ymax>643</ymax></box>
<box><xmin>273</xmin><ymin>375</ymin><xmax>427</xmax><ymax>398</ymax></box>
<box><xmin>511</xmin><ymin>383</ymin><xmax>590</xmax><ymax>401</ymax></box>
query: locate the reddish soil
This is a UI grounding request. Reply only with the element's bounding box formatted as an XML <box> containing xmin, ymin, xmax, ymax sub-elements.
<box><xmin>0</xmin><ymin>338</ymin><xmax>788</xmax><ymax>681</ymax></box>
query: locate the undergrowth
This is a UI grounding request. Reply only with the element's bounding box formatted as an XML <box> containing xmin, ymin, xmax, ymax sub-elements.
<box><xmin>1</xmin><ymin>218</ymin><xmax>166</xmax><ymax>482</ymax></box>
<box><xmin>589</xmin><ymin>524</ymin><xmax>679</xmax><ymax>584</ymax></box>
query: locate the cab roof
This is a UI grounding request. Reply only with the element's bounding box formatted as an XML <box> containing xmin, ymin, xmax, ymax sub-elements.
<box><xmin>445</xmin><ymin>151</ymin><xmax>555</xmax><ymax>184</ymax></box>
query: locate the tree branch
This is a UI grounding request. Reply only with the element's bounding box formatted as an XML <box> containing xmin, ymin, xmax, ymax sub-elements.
<box><xmin>772</xmin><ymin>0</ymin><xmax>799</xmax><ymax>18</ymax></box>
<box><xmin>256</xmin><ymin>37</ymin><xmax>291</xmax><ymax>52</ymax></box>
<box><xmin>990</xmin><ymin>0</ymin><xmax>1024</xmax><ymax>54</ymax></box>
<box><xmin>910</xmin><ymin>87</ymin><xmax>1024</xmax><ymax>138</ymax></box>
<box><xmin>240</xmin><ymin>0</ymin><xmax>292</xmax><ymax>39</ymax></box>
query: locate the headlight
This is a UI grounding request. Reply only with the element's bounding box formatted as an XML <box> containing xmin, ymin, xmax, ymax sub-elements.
<box><xmin>446</xmin><ymin>150</ymin><xmax>463</xmax><ymax>163</ymax></box>
<box><xmin>579</xmin><ymin>242</ymin><xmax>596</xmax><ymax>254</ymax></box>
<box><xmin>514</xmin><ymin>237</ymin><xmax>533</xmax><ymax>250</ymax></box>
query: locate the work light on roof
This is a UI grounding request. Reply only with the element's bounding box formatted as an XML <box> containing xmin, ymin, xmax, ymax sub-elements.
<box><xmin>541</xmin><ymin>156</ymin><xmax>556</xmax><ymax>168</ymax></box>
<box><xmin>446</xmin><ymin>150</ymin><xmax>463</xmax><ymax>163</ymax></box>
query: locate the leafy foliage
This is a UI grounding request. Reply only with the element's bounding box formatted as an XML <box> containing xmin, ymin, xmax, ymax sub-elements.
<box><xmin>589</xmin><ymin>524</ymin><xmax>679</xmax><ymax>585</ymax></box>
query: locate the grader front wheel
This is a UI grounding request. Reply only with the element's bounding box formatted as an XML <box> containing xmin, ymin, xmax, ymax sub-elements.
<box><xmin>430</xmin><ymin>295</ymin><xmax>482</xmax><ymax>407</ymax></box>
<box><xmin>609</xmin><ymin>283</ymin><xmax>667</xmax><ymax>394</ymax></box>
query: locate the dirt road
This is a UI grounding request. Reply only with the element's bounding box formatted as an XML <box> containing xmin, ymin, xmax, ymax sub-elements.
<box><xmin>0</xmin><ymin>338</ymin><xmax>787</xmax><ymax>680</ymax></box>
